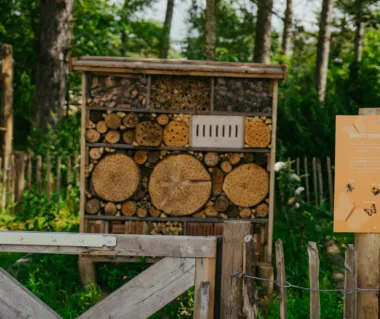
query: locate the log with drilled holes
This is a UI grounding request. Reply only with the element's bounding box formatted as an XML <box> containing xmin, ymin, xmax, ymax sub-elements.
<box><xmin>223</xmin><ymin>163</ymin><xmax>269</xmax><ymax>207</ymax></box>
<box><xmin>136</xmin><ymin>121</ymin><xmax>162</xmax><ymax>146</ymax></box>
<box><xmin>163</xmin><ymin>121</ymin><xmax>189</xmax><ymax>147</ymax></box>
<box><xmin>91</xmin><ymin>154</ymin><xmax>140</xmax><ymax>202</ymax></box>
<box><xmin>149</xmin><ymin>154</ymin><xmax>211</xmax><ymax>216</ymax></box>
<box><xmin>121</xmin><ymin>201</ymin><xmax>137</xmax><ymax>216</ymax></box>
<box><xmin>245</xmin><ymin>122</ymin><xmax>271</xmax><ymax>148</ymax></box>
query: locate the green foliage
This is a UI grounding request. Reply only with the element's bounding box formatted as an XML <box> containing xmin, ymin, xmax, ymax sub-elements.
<box><xmin>264</xmin><ymin>162</ymin><xmax>352</xmax><ymax>318</ymax></box>
<box><xmin>184</xmin><ymin>0</ymin><xmax>256</xmax><ymax>61</ymax></box>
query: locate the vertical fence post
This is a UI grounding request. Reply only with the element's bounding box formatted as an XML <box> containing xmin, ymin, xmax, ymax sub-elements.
<box><xmin>56</xmin><ymin>156</ymin><xmax>61</xmax><ymax>214</ymax></box>
<box><xmin>308</xmin><ymin>242</ymin><xmax>320</xmax><ymax>319</ymax></box>
<box><xmin>14</xmin><ymin>151</ymin><xmax>25</xmax><ymax>212</ymax></box>
<box><xmin>221</xmin><ymin>221</ymin><xmax>251</xmax><ymax>319</ymax></box>
<box><xmin>10</xmin><ymin>155</ymin><xmax>15</xmax><ymax>211</ymax></box>
<box><xmin>27</xmin><ymin>155</ymin><xmax>32</xmax><ymax>190</ymax></box>
<box><xmin>1</xmin><ymin>44</ymin><xmax>13</xmax><ymax>213</ymax></box>
<box><xmin>344</xmin><ymin>244</ymin><xmax>357</xmax><ymax>319</ymax></box>
<box><xmin>66</xmin><ymin>156</ymin><xmax>71</xmax><ymax>209</ymax></box>
<box><xmin>312</xmin><ymin>158</ymin><xmax>318</xmax><ymax>207</ymax></box>
<box><xmin>326</xmin><ymin>157</ymin><xmax>333</xmax><ymax>213</ymax></box>
<box><xmin>36</xmin><ymin>156</ymin><xmax>42</xmax><ymax>194</ymax></box>
<box><xmin>317</xmin><ymin>159</ymin><xmax>323</xmax><ymax>206</ymax></box>
<box><xmin>304</xmin><ymin>157</ymin><xmax>310</xmax><ymax>203</ymax></box>
<box><xmin>296</xmin><ymin>157</ymin><xmax>300</xmax><ymax>176</ymax></box>
<box><xmin>276</xmin><ymin>239</ymin><xmax>287</xmax><ymax>319</ymax></box>
<box><xmin>46</xmin><ymin>155</ymin><xmax>51</xmax><ymax>203</ymax></box>
<box><xmin>242</xmin><ymin>234</ymin><xmax>258</xmax><ymax>318</ymax></box>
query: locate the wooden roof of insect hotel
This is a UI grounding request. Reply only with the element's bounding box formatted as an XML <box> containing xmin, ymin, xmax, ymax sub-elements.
<box><xmin>71</xmin><ymin>57</ymin><xmax>287</xmax><ymax>80</ymax></box>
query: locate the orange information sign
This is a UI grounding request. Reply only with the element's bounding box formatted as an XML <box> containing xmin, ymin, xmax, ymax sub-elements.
<box><xmin>335</xmin><ymin>116</ymin><xmax>380</xmax><ymax>232</ymax></box>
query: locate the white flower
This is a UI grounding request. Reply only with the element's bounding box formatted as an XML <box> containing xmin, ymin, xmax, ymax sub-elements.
<box><xmin>294</xmin><ymin>203</ymin><xmax>300</xmax><ymax>209</ymax></box>
<box><xmin>274</xmin><ymin>162</ymin><xmax>286</xmax><ymax>171</ymax></box>
<box><xmin>295</xmin><ymin>186</ymin><xmax>305</xmax><ymax>195</ymax></box>
<box><xmin>290</xmin><ymin>174</ymin><xmax>301</xmax><ymax>182</ymax></box>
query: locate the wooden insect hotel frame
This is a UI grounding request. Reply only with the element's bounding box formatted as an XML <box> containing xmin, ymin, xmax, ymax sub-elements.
<box><xmin>71</xmin><ymin>57</ymin><xmax>286</xmax><ymax>263</ymax></box>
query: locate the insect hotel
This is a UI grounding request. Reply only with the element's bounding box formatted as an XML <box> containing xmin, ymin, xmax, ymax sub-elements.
<box><xmin>71</xmin><ymin>57</ymin><xmax>286</xmax><ymax>266</ymax></box>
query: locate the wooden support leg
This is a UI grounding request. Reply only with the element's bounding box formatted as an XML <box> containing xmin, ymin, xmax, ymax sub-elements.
<box><xmin>257</xmin><ymin>262</ymin><xmax>274</xmax><ymax>301</ymax></box>
<box><xmin>194</xmin><ymin>257</ymin><xmax>216</xmax><ymax>319</ymax></box>
<box><xmin>78</xmin><ymin>257</ymin><xmax>96</xmax><ymax>288</ymax></box>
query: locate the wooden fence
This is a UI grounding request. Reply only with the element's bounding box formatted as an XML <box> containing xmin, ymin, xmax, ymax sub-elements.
<box><xmin>0</xmin><ymin>152</ymin><xmax>81</xmax><ymax>212</ymax></box>
<box><xmin>287</xmin><ymin>157</ymin><xmax>334</xmax><ymax>209</ymax></box>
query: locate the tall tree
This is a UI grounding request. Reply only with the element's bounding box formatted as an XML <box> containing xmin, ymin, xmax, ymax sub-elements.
<box><xmin>353</xmin><ymin>0</ymin><xmax>365</xmax><ymax>65</ymax></box>
<box><xmin>160</xmin><ymin>0</ymin><xmax>175</xmax><ymax>59</ymax></box>
<box><xmin>204</xmin><ymin>0</ymin><xmax>217</xmax><ymax>60</ymax></box>
<box><xmin>34</xmin><ymin>0</ymin><xmax>74</xmax><ymax>131</ymax></box>
<box><xmin>282</xmin><ymin>0</ymin><xmax>292</xmax><ymax>56</ymax></box>
<box><xmin>253</xmin><ymin>0</ymin><xmax>273</xmax><ymax>63</ymax></box>
<box><xmin>315</xmin><ymin>0</ymin><xmax>334</xmax><ymax>103</ymax></box>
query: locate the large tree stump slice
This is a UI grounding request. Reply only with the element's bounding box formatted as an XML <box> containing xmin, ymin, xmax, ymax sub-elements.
<box><xmin>149</xmin><ymin>154</ymin><xmax>211</xmax><ymax>216</ymax></box>
<box><xmin>92</xmin><ymin>154</ymin><xmax>139</xmax><ymax>202</ymax></box>
<box><xmin>223</xmin><ymin>163</ymin><xmax>268</xmax><ymax>207</ymax></box>
<box><xmin>136</xmin><ymin>121</ymin><xmax>162</xmax><ymax>146</ymax></box>
<box><xmin>245</xmin><ymin>122</ymin><xmax>271</xmax><ymax>148</ymax></box>
<box><xmin>163</xmin><ymin>121</ymin><xmax>189</xmax><ymax>146</ymax></box>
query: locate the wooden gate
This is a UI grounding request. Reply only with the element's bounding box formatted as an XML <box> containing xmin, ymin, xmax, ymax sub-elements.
<box><xmin>0</xmin><ymin>231</ymin><xmax>217</xmax><ymax>319</ymax></box>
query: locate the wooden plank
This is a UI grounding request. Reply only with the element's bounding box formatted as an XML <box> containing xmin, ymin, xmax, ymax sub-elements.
<box><xmin>80</xmin><ymin>72</ymin><xmax>88</xmax><ymax>232</ymax></box>
<box><xmin>194</xmin><ymin>258</ymin><xmax>216</xmax><ymax>319</ymax></box>
<box><xmin>275</xmin><ymin>239</ymin><xmax>287</xmax><ymax>319</ymax></box>
<box><xmin>296</xmin><ymin>157</ymin><xmax>300</xmax><ymax>176</ymax></box>
<box><xmin>242</xmin><ymin>234</ymin><xmax>258</xmax><ymax>318</ymax></box>
<box><xmin>312</xmin><ymin>157</ymin><xmax>318</xmax><ymax>207</ymax></box>
<box><xmin>0</xmin><ymin>231</ymin><xmax>217</xmax><ymax>258</ymax></box>
<box><xmin>326</xmin><ymin>156</ymin><xmax>333</xmax><ymax>212</ymax></box>
<box><xmin>79</xmin><ymin>257</ymin><xmax>195</xmax><ymax>319</ymax></box>
<box><xmin>78</xmin><ymin>256</ymin><xmax>96</xmax><ymax>287</ymax></box>
<box><xmin>36</xmin><ymin>156</ymin><xmax>42</xmax><ymax>194</ymax></box>
<box><xmin>199</xmin><ymin>282</ymin><xmax>210</xmax><ymax>319</ymax></box>
<box><xmin>56</xmin><ymin>156</ymin><xmax>61</xmax><ymax>214</ymax></box>
<box><xmin>71</xmin><ymin>58</ymin><xmax>287</xmax><ymax>80</ymax></box>
<box><xmin>355</xmin><ymin>108</ymin><xmax>380</xmax><ymax>319</ymax></box>
<box><xmin>66</xmin><ymin>156</ymin><xmax>71</xmax><ymax>208</ymax></box>
<box><xmin>10</xmin><ymin>155</ymin><xmax>15</xmax><ymax>210</ymax></box>
<box><xmin>308</xmin><ymin>242</ymin><xmax>320</xmax><ymax>319</ymax></box>
<box><xmin>221</xmin><ymin>221</ymin><xmax>251</xmax><ymax>319</ymax></box>
<box><xmin>76</xmin><ymin>56</ymin><xmax>287</xmax><ymax>69</ymax></box>
<box><xmin>46</xmin><ymin>155</ymin><xmax>51</xmax><ymax>203</ymax></box>
<box><xmin>87</xmin><ymin>142</ymin><xmax>270</xmax><ymax>154</ymax></box>
<box><xmin>344</xmin><ymin>244</ymin><xmax>357</xmax><ymax>319</ymax></box>
<box><xmin>14</xmin><ymin>151</ymin><xmax>25</xmax><ymax>212</ymax></box>
<box><xmin>317</xmin><ymin>158</ymin><xmax>323</xmax><ymax>206</ymax></box>
<box><xmin>267</xmin><ymin>80</ymin><xmax>278</xmax><ymax>262</ymax></box>
<box><xmin>304</xmin><ymin>157</ymin><xmax>310</xmax><ymax>202</ymax></box>
<box><xmin>0</xmin><ymin>268</ymin><xmax>61</xmax><ymax>319</ymax></box>
<box><xmin>1</xmin><ymin>45</ymin><xmax>13</xmax><ymax>212</ymax></box>
<box><xmin>27</xmin><ymin>155</ymin><xmax>32</xmax><ymax>189</ymax></box>
<box><xmin>85</xmin><ymin>214</ymin><xmax>268</xmax><ymax>224</ymax></box>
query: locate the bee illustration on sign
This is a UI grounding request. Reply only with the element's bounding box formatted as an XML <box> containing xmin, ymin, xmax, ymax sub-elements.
<box><xmin>344</xmin><ymin>183</ymin><xmax>355</xmax><ymax>192</ymax></box>
<box><xmin>364</xmin><ymin>204</ymin><xmax>377</xmax><ymax>216</ymax></box>
<box><xmin>371</xmin><ymin>187</ymin><xmax>380</xmax><ymax>196</ymax></box>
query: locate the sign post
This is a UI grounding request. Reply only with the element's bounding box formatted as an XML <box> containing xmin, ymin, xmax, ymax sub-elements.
<box><xmin>335</xmin><ymin>108</ymin><xmax>380</xmax><ymax>318</ymax></box>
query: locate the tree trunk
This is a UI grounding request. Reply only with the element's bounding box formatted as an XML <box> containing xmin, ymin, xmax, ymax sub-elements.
<box><xmin>34</xmin><ymin>0</ymin><xmax>74</xmax><ymax>131</ymax></box>
<box><xmin>282</xmin><ymin>0</ymin><xmax>292</xmax><ymax>56</ymax></box>
<box><xmin>204</xmin><ymin>0</ymin><xmax>217</xmax><ymax>60</ymax></box>
<box><xmin>160</xmin><ymin>0</ymin><xmax>175</xmax><ymax>59</ymax></box>
<box><xmin>315</xmin><ymin>0</ymin><xmax>334</xmax><ymax>103</ymax></box>
<box><xmin>253</xmin><ymin>0</ymin><xmax>273</xmax><ymax>63</ymax></box>
<box><xmin>354</xmin><ymin>0</ymin><xmax>365</xmax><ymax>65</ymax></box>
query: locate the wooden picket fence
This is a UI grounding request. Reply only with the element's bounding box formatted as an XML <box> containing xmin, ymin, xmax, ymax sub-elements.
<box><xmin>259</xmin><ymin>239</ymin><xmax>357</xmax><ymax>319</ymax></box>
<box><xmin>287</xmin><ymin>157</ymin><xmax>334</xmax><ymax>210</ymax></box>
<box><xmin>0</xmin><ymin>151</ymin><xmax>81</xmax><ymax>212</ymax></box>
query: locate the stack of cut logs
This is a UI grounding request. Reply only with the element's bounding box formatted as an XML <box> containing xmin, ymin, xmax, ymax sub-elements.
<box><xmin>88</xmin><ymin>75</ymin><xmax>147</xmax><ymax>109</ymax></box>
<box><xmin>151</xmin><ymin>222</ymin><xmax>183</xmax><ymax>235</ymax></box>
<box><xmin>151</xmin><ymin>76</ymin><xmax>210</xmax><ymax>110</ymax></box>
<box><xmin>214</xmin><ymin>78</ymin><xmax>272</xmax><ymax>113</ymax></box>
